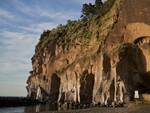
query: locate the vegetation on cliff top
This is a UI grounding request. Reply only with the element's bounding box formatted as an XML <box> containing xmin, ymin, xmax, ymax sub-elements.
<box><xmin>36</xmin><ymin>0</ymin><xmax>116</xmax><ymax>50</ymax></box>
<box><xmin>81</xmin><ymin>0</ymin><xmax>115</xmax><ymax>18</ymax></box>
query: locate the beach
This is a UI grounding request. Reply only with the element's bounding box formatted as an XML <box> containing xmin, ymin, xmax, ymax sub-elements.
<box><xmin>40</xmin><ymin>103</ymin><xmax>150</xmax><ymax>113</ymax></box>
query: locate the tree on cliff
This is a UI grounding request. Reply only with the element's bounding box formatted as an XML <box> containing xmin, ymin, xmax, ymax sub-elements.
<box><xmin>81</xmin><ymin>0</ymin><xmax>104</xmax><ymax>19</ymax></box>
<box><xmin>95</xmin><ymin>0</ymin><xmax>103</xmax><ymax>15</ymax></box>
<box><xmin>81</xmin><ymin>3</ymin><xmax>95</xmax><ymax>19</ymax></box>
<box><xmin>95</xmin><ymin>0</ymin><xmax>103</xmax><ymax>9</ymax></box>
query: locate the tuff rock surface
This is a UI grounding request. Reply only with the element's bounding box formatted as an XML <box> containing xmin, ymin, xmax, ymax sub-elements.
<box><xmin>26</xmin><ymin>0</ymin><xmax>150</xmax><ymax>105</ymax></box>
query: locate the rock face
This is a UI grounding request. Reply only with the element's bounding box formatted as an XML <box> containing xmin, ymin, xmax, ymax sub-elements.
<box><xmin>26</xmin><ymin>0</ymin><xmax>150</xmax><ymax>105</ymax></box>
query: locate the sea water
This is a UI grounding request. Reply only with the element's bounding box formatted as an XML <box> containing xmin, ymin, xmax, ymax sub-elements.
<box><xmin>0</xmin><ymin>107</ymin><xmax>24</xmax><ymax>113</ymax></box>
<box><xmin>0</xmin><ymin>104</ymin><xmax>56</xmax><ymax>113</ymax></box>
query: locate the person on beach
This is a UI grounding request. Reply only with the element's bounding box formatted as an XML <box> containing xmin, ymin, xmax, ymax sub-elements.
<box><xmin>116</xmin><ymin>76</ymin><xmax>126</xmax><ymax>105</ymax></box>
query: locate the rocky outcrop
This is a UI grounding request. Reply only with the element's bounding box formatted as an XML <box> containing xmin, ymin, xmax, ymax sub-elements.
<box><xmin>27</xmin><ymin>0</ymin><xmax>150</xmax><ymax>106</ymax></box>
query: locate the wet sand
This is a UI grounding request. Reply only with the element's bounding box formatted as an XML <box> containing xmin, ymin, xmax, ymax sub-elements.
<box><xmin>40</xmin><ymin>103</ymin><xmax>150</xmax><ymax>113</ymax></box>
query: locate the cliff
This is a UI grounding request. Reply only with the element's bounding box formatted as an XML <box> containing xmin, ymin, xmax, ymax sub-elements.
<box><xmin>26</xmin><ymin>0</ymin><xmax>150</xmax><ymax>105</ymax></box>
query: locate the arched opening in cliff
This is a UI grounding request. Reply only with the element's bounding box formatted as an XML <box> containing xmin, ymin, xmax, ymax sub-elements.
<box><xmin>133</xmin><ymin>36</ymin><xmax>150</xmax><ymax>46</ymax></box>
<box><xmin>49</xmin><ymin>74</ymin><xmax>60</xmax><ymax>103</ymax></box>
<box><xmin>116</xmin><ymin>43</ymin><xmax>147</xmax><ymax>100</ymax></box>
<box><xmin>80</xmin><ymin>70</ymin><xmax>95</xmax><ymax>104</ymax></box>
<box><xmin>134</xmin><ymin>36</ymin><xmax>150</xmax><ymax>71</ymax></box>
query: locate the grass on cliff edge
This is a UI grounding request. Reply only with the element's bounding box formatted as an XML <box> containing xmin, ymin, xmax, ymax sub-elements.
<box><xmin>36</xmin><ymin>0</ymin><xmax>116</xmax><ymax>50</ymax></box>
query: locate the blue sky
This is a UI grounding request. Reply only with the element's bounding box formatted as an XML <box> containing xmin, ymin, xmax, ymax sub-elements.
<box><xmin>0</xmin><ymin>0</ymin><xmax>106</xmax><ymax>96</ymax></box>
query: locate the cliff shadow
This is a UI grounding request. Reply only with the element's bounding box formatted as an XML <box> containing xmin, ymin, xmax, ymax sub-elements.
<box><xmin>80</xmin><ymin>70</ymin><xmax>95</xmax><ymax>104</ymax></box>
<box><xmin>49</xmin><ymin>74</ymin><xmax>60</xmax><ymax>103</ymax></box>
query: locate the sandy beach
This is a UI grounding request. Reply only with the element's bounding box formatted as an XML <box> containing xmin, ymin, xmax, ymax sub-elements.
<box><xmin>40</xmin><ymin>103</ymin><xmax>150</xmax><ymax>113</ymax></box>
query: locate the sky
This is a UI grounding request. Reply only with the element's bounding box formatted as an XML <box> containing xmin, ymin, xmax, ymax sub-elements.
<box><xmin>0</xmin><ymin>0</ymin><xmax>106</xmax><ymax>96</ymax></box>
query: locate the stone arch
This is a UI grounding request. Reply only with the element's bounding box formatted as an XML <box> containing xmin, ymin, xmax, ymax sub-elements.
<box><xmin>133</xmin><ymin>36</ymin><xmax>150</xmax><ymax>45</ymax></box>
<box><xmin>49</xmin><ymin>73</ymin><xmax>60</xmax><ymax>103</ymax></box>
<box><xmin>124</xmin><ymin>23</ymin><xmax>150</xmax><ymax>43</ymax></box>
<box><xmin>124</xmin><ymin>22</ymin><xmax>150</xmax><ymax>72</ymax></box>
<box><xmin>80</xmin><ymin>70</ymin><xmax>95</xmax><ymax>104</ymax></box>
<box><xmin>133</xmin><ymin>36</ymin><xmax>150</xmax><ymax>71</ymax></box>
<box><xmin>133</xmin><ymin>36</ymin><xmax>150</xmax><ymax>44</ymax></box>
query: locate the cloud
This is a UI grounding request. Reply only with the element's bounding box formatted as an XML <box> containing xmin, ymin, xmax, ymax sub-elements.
<box><xmin>0</xmin><ymin>31</ymin><xmax>38</xmax><ymax>96</ymax></box>
<box><xmin>0</xmin><ymin>31</ymin><xmax>38</xmax><ymax>50</ymax></box>
<box><xmin>12</xmin><ymin>0</ymin><xmax>80</xmax><ymax>21</ymax></box>
<box><xmin>12</xmin><ymin>0</ymin><xmax>36</xmax><ymax>16</ymax></box>
<box><xmin>0</xmin><ymin>8</ymin><xmax>15</xmax><ymax>20</ymax></box>
<box><xmin>68</xmin><ymin>0</ymin><xmax>106</xmax><ymax>5</ymax></box>
<box><xmin>0</xmin><ymin>31</ymin><xmax>38</xmax><ymax>79</ymax></box>
<box><xmin>19</xmin><ymin>22</ymin><xmax>58</xmax><ymax>33</ymax></box>
<box><xmin>70</xmin><ymin>0</ymin><xmax>95</xmax><ymax>4</ymax></box>
<box><xmin>39</xmin><ymin>9</ymin><xmax>80</xmax><ymax>21</ymax></box>
<box><xmin>0</xmin><ymin>8</ymin><xmax>31</xmax><ymax>25</ymax></box>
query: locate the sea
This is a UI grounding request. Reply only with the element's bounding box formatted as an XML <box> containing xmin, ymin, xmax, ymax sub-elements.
<box><xmin>0</xmin><ymin>104</ymin><xmax>56</xmax><ymax>113</ymax></box>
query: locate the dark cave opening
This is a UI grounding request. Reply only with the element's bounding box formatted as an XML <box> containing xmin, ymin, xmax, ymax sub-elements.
<box><xmin>49</xmin><ymin>74</ymin><xmax>60</xmax><ymax>103</ymax></box>
<box><xmin>116</xmin><ymin>43</ymin><xmax>147</xmax><ymax>100</ymax></box>
<box><xmin>80</xmin><ymin>70</ymin><xmax>95</xmax><ymax>104</ymax></box>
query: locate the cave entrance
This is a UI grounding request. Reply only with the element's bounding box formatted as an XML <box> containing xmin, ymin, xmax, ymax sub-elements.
<box><xmin>80</xmin><ymin>70</ymin><xmax>95</xmax><ymax>104</ymax></box>
<box><xmin>116</xmin><ymin>43</ymin><xmax>147</xmax><ymax>100</ymax></box>
<box><xmin>49</xmin><ymin>74</ymin><xmax>60</xmax><ymax>103</ymax></box>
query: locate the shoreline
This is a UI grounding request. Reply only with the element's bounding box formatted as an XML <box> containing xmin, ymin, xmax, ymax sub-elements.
<box><xmin>39</xmin><ymin>103</ymin><xmax>150</xmax><ymax>113</ymax></box>
<box><xmin>0</xmin><ymin>101</ymin><xmax>150</xmax><ymax>113</ymax></box>
<box><xmin>0</xmin><ymin>97</ymin><xmax>39</xmax><ymax>107</ymax></box>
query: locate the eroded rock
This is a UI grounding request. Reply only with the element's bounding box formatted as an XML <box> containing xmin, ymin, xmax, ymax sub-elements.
<box><xmin>26</xmin><ymin>0</ymin><xmax>150</xmax><ymax>106</ymax></box>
